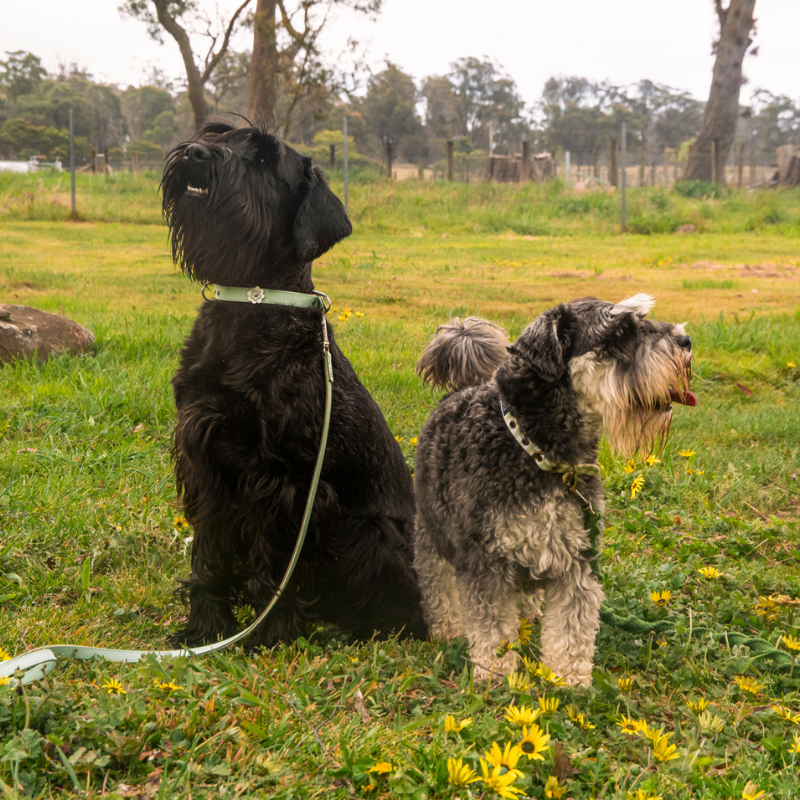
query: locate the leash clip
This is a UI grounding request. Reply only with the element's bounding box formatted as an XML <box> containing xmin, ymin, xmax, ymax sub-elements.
<box><xmin>312</xmin><ymin>290</ymin><xmax>331</xmax><ymax>314</ymax></box>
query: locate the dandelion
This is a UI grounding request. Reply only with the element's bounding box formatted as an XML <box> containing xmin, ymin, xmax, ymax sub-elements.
<box><xmin>772</xmin><ymin>705</ymin><xmax>800</xmax><ymax>723</ymax></box>
<box><xmin>447</xmin><ymin>757</ymin><xmax>480</xmax><ymax>787</ymax></box>
<box><xmin>496</xmin><ymin>640</ymin><xmax>514</xmax><ymax>658</ymax></box>
<box><xmin>650</xmin><ymin>590</ymin><xmax>672</xmax><ymax>607</ymax></box>
<box><xmin>444</xmin><ymin>715</ymin><xmax>472</xmax><ymax>732</ymax></box>
<box><xmin>409</xmin><ymin>436</ymin><xmax>418</xmax><ymax>447</ymax></box>
<box><xmin>0</xmin><ymin>648</ymin><xmax>10</xmax><ymax>662</ymax></box>
<box><xmin>517</xmin><ymin>617</ymin><xmax>533</xmax><ymax>646</ymax></box>
<box><xmin>686</xmin><ymin>697</ymin><xmax>709</xmax><ymax>713</ymax></box>
<box><xmin>650</xmin><ymin>729</ymin><xmax>680</xmax><ymax>762</ymax></box>
<box><xmin>678</xmin><ymin>449</ymin><xmax>696</xmax><ymax>458</ymax></box>
<box><xmin>479</xmin><ymin>761</ymin><xmax>524</xmax><ymax>799</ymax></box>
<box><xmin>741</xmin><ymin>782</ymin><xmax>766</xmax><ymax>800</ymax></box>
<box><xmin>394</xmin><ymin>435</ymin><xmax>404</xmax><ymax>443</ymax></box>
<box><xmin>631</xmin><ymin>474</ymin><xmax>645</xmax><ymax>499</ymax></box>
<box><xmin>535</xmin><ymin>662</ymin><xmax>565</xmax><ymax>686</ymax></box>
<box><xmin>624</xmin><ymin>460</ymin><xmax>636</xmax><ymax>474</ymax></box>
<box><xmin>645</xmin><ymin>455</ymin><xmax>662</xmax><ymax>466</ymax></box>
<box><xmin>697</xmin><ymin>566</ymin><xmax>723</xmax><ymax>580</ymax></box>
<box><xmin>102</xmin><ymin>678</ymin><xmax>126</xmax><ymax>695</ymax></box>
<box><xmin>698</xmin><ymin>711</ymin><xmax>724</xmax><ymax>733</ymax></box>
<box><xmin>0</xmin><ymin>677</ymin><xmax>9</xmax><ymax>686</ymax></box>
<box><xmin>787</xmin><ymin>361</ymin><xmax>796</xmax><ymax>369</ymax></box>
<box><xmin>617</xmin><ymin>715</ymin><xmax>641</xmax><ymax>737</ymax></box>
<box><xmin>483</xmin><ymin>742</ymin><xmax>525</xmax><ymax>777</ymax></box>
<box><xmin>368</xmin><ymin>762</ymin><xmax>393</xmax><ymax>775</ymax></box>
<box><xmin>566</xmin><ymin>706</ymin><xmax>594</xmax><ymax>730</ymax></box>
<box><xmin>355</xmin><ymin>311</ymin><xmax>364</xmax><ymax>318</ymax></box>
<box><xmin>153</xmin><ymin>679</ymin><xmax>181</xmax><ymax>692</ymax></box>
<box><xmin>733</xmin><ymin>675</ymin><xmax>765</xmax><ymax>695</ymax></box>
<box><xmin>518</xmin><ymin>724</ymin><xmax>550</xmax><ymax>761</ymax></box>
<box><xmin>504</xmin><ymin>704</ymin><xmax>541</xmax><ymax>727</ymax></box>
<box><xmin>538</xmin><ymin>695</ymin><xmax>560</xmax><ymax>714</ymax></box>
<box><xmin>626</xmin><ymin>791</ymin><xmax>663</xmax><ymax>800</ymax></box>
<box><xmin>788</xmin><ymin>732</ymin><xmax>800</xmax><ymax>755</ymax></box>
<box><xmin>781</xmin><ymin>634</ymin><xmax>800</xmax><ymax>652</ymax></box>
<box><xmin>506</xmin><ymin>672</ymin><xmax>533</xmax><ymax>692</ymax></box>
<box><xmin>753</xmin><ymin>596</ymin><xmax>778</xmax><ymax>621</ymax></box>
<box><xmin>544</xmin><ymin>775</ymin><xmax>567</xmax><ymax>799</ymax></box>
<box><xmin>617</xmin><ymin>675</ymin><xmax>634</xmax><ymax>692</ymax></box>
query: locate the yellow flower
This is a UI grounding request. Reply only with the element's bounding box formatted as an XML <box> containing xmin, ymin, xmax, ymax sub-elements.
<box><xmin>697</xmin><ymin>566</ymin><xmax>723</xmax><ymax>579</ymax></box>
<box><xmin>153</xmin><ymin>679</ymin><xmax>181</xmax><ymax>692</ymax></box>
<box><xmin>753</xmin><ymin>595</ymin><xmax>778</xmax><ymax>621</ymax></box>
<box><xmin>538</xmin><ymin>695</ymin><xmax>560</xmax><ymax>714</ymax></box>
<box><xmin>544</xmin><ymin>775</ymin><xmax>567</xmax><ymax>799</ymax></box>
<box><xmin>566</xmin><ymin>706</ymin><xmax>594</xmax><ymax>730</ymax></box>
<box><xmin>678</xmin><ymin>449</ymin><xmax>696</xmax><ymax>457</ymax></box>
<box><xmin>173</xmin><ymin>515</ymin><xmax>189</xmax><ymax>529</ymax></box>
<box><xmin>624</xmin><ymin>460</ymin><xmax>636</xmax><ymax>474</ymax></box>
<box><xmin>506</xmin><ymin>672</ymin><xmax>533</xmax><ymax>692</ymax></box>
<box><xmin>517</xmin><ymin>617</ymin><xmax>533</xmax><ymax>645</ymax></box>
<box><xmin>742</xmin><ymin>781</ymin><xmax>766</xmax><ymax>800</ymax></box>
<box><xmin>394</xmin><ymin>435</ymin><xmax>404</xmax><ymax>443</ymax></box>
<box><xmin>479</xmin><ymin>760</ymin><xmax>524</xmax><ymax>799</ymax></box>
<box><xmin>617</xmin><ymin>675</ymin><xmax>634</xmax><ymax>691</ymax></box>
<box><xmin>518</xmin><ymin>723</ymin><xmax>550</xmax><ymax>761</ymax></box>
<box><xmin>483</xmin><ymin>742</ymin><xmax>524</xmax><ymax>777</ymax></box>
<box><xmin>788</xmin><ymin>732</ymin><xmax>800</xmax><ymax>755</ymax></box>
<box><xmin>787</xmin><ymin>361</ymin><xmax>796</xmax><ymax>369</ymax></box>
<box><xmin>645</xmin><ymin>455</ymin><xmax>661</xmax><ymax>466</ymax></box>
<box><xmin>535</xmin><ymin>662</ymin><xmax>565</xmax><ymax>686</ymax></box>
<box><xmin>733</xmin><ymin>675</ymin><xmax>765</xmax><ymax>695</ymax></box>
<box><xmin>0</xmin><ymin>648</ymin><xmax>10</xmax><ymax>662</ymax></box>
<box><xmin>447</xmin><ymin>757</ymin><xmax>480</xmax><ymax>787</ymax></box>
<box><xmin>627</xmin><ymin>791</ymin><xmax>663</xmax><ymax>800</ymax></box>
<box><xmin>781</xmin><ymin>634</ymin><xmax>800</xmax><ymax>652</ymax></box>
<box><xmin>409</xmin><ymin>436</ymin><xmax>418</xmax><ymax>447</ymax></box>
<box><xmin>504</xmin><ymin>704</ymin><xmax>541</xmax><ymax>727</ymax></box>
<box><xmin>650</xmin><ymin>729</ymin><xmax>680</xmax><ymax>762</ymax></box>
<box><xmin>355</xmin><ymin>311</ymin><xmax>364</xmax><ymax>318</ymax></box>
<box><xmin>772</xmin><ymin>705</ymin><xmax>800</xmax><ymax>723</ymax></box>
<box><xmin>496</xmin><ymin>640</ymin><xmax>514</xmax><ymax>658</ymax></box>
<box><xmin>368</xmin><ymin>761</ymin><xmax>393</xmax><ymax>774</ymax></box>
<box><xmin>650</xmin><ymin>589</ymin><xmax>672</xmax><ymax>606</ymax></box>
<box><xmin>102</xmin><ymin>678</ymin><xmax>126</xmax><ymax>695</ymax></box>
<box><xmin>616</xmin><ymin>715</ymin><xmax>641</xmax><ymax>737</ymax></box>
<box><xmin>698</xmin><ymin>711</ymin><xmax>724</xmax><ymax>733</ymax></box>
<box><xmin>444</xmin><ymin>715</ymin><xmax>472</xmax><ymax>732</ymax></box>
<box><xmin>630</xmin><ymin>474</ymin><xmax>645</xmax><ymax>499</ymax></box>
<box><xmin>686</xmin><ymin>697</ymin><xmax>709</xmax><ymax>713</ymax></box>
<box><xmin>0</xmin><ymin>677</ymin><xmax>9</xmax><ymax>686</ymax></box>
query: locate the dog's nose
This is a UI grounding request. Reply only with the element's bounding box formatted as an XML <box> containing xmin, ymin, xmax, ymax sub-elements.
<box><xmin>675</xmin><ymin>335</ymin><xmax>692</xmax><ymax>349</ymax></box>
<box><xmin>184</xmin><ymin>143</ymin><xmax>212</xmax><ymax>163</ymax></box>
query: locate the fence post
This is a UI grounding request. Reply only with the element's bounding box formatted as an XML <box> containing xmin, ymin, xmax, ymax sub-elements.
<box><xmin>522</xmin><ymin>141</ymin><xmax>530</xmax><ymax>181</ymax></box>
<box><xmin>329</xmin><ymin>144</ymin><xmax>335</xmax><ymax>171</ymax></box>
<box><xmin>342</xmin><ymin>116</ymin><xmax>349</xmax><ymax>216</ymax></box>
<box><xmin>608</xmin><ymin>138</ymin><xmax>618</xmax><ymax>187</ymax></box>
<box><xmin>639</xmin><ymin>146</ymin><xmax>645</xmax><ymax>187</ymax></box>
<box><xmin>69</xmin><ymin>108</ymin><xmax>76</xmax><ymax>220</ymax></box>
<box><xmin>737</xmin><ymin>143</ymin><xmax>744</xmax><ymax>187</ymax></box>
<box><xmin>620</xmin><ymin>123</ymin><xmax>627</xmax><ymax>233</ymax></box>
<box><xmin>711</xmin><ymin>139</ymin><xmax>717</xmax><ymax>184</ymax></box>
<box><xmin>418</xmin><ymin>162</ymin><xmax>424</xmax><ymax>180</ymax></box>
<box><xmin>749</xmin><ymin>148</ymin><xmax>755</xmax><ymax>184</ymax></box>
<box><xmin>565</xmin><ymin>150</ymin><xmax>570</xmax><ymax>188</ymax></box>
<box><xmin>384</xmin><ymin>136</ymin><xmax>394</xmax><ymax>180</ymax></box>
<box><xmin>447</xmin><ymin>140</ymin><xmax>454</xmax><ymax>181</ymax></box>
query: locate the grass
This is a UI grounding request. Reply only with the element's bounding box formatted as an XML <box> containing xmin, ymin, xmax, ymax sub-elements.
<box><xmin>1</xmin><ymin>178</ymin><xmax>800</xmax><ymax>798</ymax></box>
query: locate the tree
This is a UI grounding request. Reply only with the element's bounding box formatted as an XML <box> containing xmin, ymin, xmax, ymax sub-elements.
<box><xmin>121</xmin><ymin>85</ymin><xmax>175</xmax><ymax>139</ymax></box>
<box><xmin>684</xmin><ymin>0</ymin><xmax>757</xmax><ymax>182</ymax></box>
<box><xmin>0</xmin><ymin>51</ymin><xmax>47</xmax><ymax>101</ymax></box>
<box><xmin>120</xmin><ymin>0</ymin><xmax>252</xmax><ymax>130</ymax></box>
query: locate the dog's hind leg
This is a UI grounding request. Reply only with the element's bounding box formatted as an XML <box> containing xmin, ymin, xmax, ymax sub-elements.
<box><xmin>413</xmin><ymin>525</ymin><xmax>464</xmax><ymax>641</ymax></box>
<box><xmin>455</xmin><ymin>570</ymin><xmax>520</xmax><ymax>682</ymax></box>
<box><xmin>540</xmin><ymin>562</ymin><xmax>604</xmax><ymax>687</ymax></box>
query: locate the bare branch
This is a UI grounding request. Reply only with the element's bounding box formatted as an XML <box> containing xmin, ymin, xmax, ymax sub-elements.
<box><xmin>201</xmin><ymin>0</ymin><xmax>253</xmax><ymax>83</ymax></box>
<box><xmin>714</xmin><ymin>0</ymin><xmax>728</xmax><ymax>26</ymax></box>
<box><xmin>277</xmin><ymin>0</ymin><xmax>308</xmax><ymax>43</ymax></box>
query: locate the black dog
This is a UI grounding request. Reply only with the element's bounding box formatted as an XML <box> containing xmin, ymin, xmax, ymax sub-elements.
<box><xmin>161</xmin><ymin>120</ymin><xmax>426</xmax><ymax>647</ymax></box>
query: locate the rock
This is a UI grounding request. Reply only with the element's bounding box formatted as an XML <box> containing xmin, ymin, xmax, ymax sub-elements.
<box><xmin>0</xmin><ymin>305</ymin><xmax>95</xmax><ymax>363</ymax></box>
<box><xmin>674</xmin><ymin>224</ymin><xmax>697</xmax><ymax>234</ymax></box>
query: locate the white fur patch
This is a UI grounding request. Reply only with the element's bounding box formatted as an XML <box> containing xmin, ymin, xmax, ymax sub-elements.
<box><xmin>610</xmin><ymin>294</ymin><xmax>655</xmax><ymax>318</ymax></box>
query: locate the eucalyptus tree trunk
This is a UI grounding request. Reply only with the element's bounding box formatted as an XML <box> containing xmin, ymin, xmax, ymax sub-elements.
<box><xmin>248</xmin><ymin>0</ymin><xmax>278</xmax><ymax>125</ymax></box>
<box><xmin>684</xmin><ymin>0</ymin><xmax>756</xmax><ymax>183</ymax></box>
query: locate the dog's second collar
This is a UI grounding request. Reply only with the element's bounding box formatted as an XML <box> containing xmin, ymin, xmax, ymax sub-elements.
<box><xmin>500</xmin><ymin>397</ymin><xmax>600</xmax><ymax>477</ymax></box>
<box><xmin>206</xmin><ymin>284</ymin><xmax>331</xmax><ymax>312</ymax></box>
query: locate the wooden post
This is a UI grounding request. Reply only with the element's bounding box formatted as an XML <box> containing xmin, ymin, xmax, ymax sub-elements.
<box><xmin>447</xmin><ymin>140</ymin><xmax>454</xmax><ymax>182</ymax></box>
<box><xmin>608</xmin><ymin>138</ymin><xmax>618</xmax><ymax>188</ymax></box>
<box><xmin>749</xmin><ymin>148</ymin><xmax>755</xmax><ymax>184</ymax></box>
<box><xmin>329</xmin><ymin>144</ymin><xmax>335</xmax><ymax>171</ymax></box>
<box><xmin>465</xmin><ymin>158</ymin><xmax>470</xmax><ymax>184</ymax></box>
<box><xmin>522</xmin><ymin>141</ymin><xmax>530</xmax><ymax>181</ymax></box>
<box><xmin>385</xmin><ymin>137</ymin><xmax>394</xmax><ymax>180</ymax></box>
<box><xmin>737</xmin><ymin>142</ymin><xmax>744</xmax><ymax>187</ymax></box>
<box><xmin>593</xmin><ymin>149</ymin><xmax>599</xmax><ymax>179</ymax></box>
<box><xmin>131</xmin><ymin>151</ymin><xmax>138</xmax><ymax>176</ymax></box>
<box><xmin>639</xmin><ymin>146</ymin><xmax>645</xmax><ymax>187</ymax></box>
<box><xmin>418</xmin><ymin>162</ymin><xmax>424</xmax><ymax>180</ymax></box>
<box><xmin>620</xmin><ymin>123</ymin><xmax>627</xmax><ymax>232</ymax></box>
<box><xmin>711</xmin><ymin>139</ymin><xmax>717</xmax><ymax>184</ymax></box>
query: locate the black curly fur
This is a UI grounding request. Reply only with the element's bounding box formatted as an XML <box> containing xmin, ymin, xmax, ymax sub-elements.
<box><xmin>163</xmin><ymin>120</ymin><xmax>427</xmax><ymax>648</ymax></box>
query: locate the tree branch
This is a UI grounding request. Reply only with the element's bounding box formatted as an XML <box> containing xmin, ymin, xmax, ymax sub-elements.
<box><xmin>277</xmin><ymin>0</ymin><xmax>308</xmax><ymax>44</ymax></box>
<box><xmin>200</xmin><ymin>0</ymin><xmax>253</xmax><ymax>83</ymax></box>
<box><xmin>714</xmin><ymin>0</ymin><xmax>728</xmax><ymax>27</ymax></box>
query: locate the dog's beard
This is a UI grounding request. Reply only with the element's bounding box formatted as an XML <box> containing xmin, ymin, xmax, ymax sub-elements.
<box><xmin>571</xmin><ymin>345</ymin><xmax>693</xmax><ymax>457</ymax></box>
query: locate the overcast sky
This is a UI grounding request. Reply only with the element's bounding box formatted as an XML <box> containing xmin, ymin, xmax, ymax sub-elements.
<box><xmin>2</xmin><ymin>0</ymin><xmax>798</xmax><ymax>107</ymax></box>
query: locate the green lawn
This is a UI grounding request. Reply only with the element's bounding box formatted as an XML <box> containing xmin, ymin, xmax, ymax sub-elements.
<box><xmin>1</xmin><ymin>183</ymin><xmax>800</xmax><ymax>799</ymax></box>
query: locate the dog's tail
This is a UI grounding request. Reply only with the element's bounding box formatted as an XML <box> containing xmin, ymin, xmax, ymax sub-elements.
<box><xmin>416</xmin><ymin>317</ymin><xmax>509</xmax><ymax>391</ymax></box>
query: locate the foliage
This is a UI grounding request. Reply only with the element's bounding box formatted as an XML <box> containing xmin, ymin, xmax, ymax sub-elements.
<box><xmin>0</xmin><ymin>119</ymin><xmax>91</xmax><ymax>161</ymax></box>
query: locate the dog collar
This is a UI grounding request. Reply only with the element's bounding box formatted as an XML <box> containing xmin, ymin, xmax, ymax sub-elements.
<box><xmin>500</xmin><ymin>397</ymin><xmax>600</xmax><ymax>477</ymax></box>
<box><xmin>205</xmin><ymin>284</ymin><xmax>331</xmax><ymax>311</ymax></box>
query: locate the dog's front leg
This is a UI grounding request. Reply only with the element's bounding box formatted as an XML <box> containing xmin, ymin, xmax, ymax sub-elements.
<box><xmin>540</xmin><ymin>561</ymin><xmax>604</xmax><ymax>687</ymax></box>
<box><xmin>455</xmin><ymin>569</ymin><xmax>520</xmax><ymax>682</ymax></box>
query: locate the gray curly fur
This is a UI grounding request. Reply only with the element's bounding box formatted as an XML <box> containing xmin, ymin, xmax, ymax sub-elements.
<box><xmin>416</xmin><ymin>317</ymin><xmax>509</xmax><ymax>391</ymax></box>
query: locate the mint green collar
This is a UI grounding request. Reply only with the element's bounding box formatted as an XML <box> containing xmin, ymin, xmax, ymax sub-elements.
<box><xmin>206</xmin><ymin>283</ymin><xmax>330</xmax><ymax>311</ymax></box>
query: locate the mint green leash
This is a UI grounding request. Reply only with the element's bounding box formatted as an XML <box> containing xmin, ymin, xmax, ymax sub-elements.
<box><xmin>1</xmin><ymin>287</ymin><xmax>334</xmax><ymax>686</ymax></box>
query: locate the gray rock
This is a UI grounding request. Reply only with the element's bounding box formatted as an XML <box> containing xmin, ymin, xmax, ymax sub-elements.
<box><xmin>0</xmin><ymin>305</ymin><xmax>95</xmax><ymax>363</ymax></box>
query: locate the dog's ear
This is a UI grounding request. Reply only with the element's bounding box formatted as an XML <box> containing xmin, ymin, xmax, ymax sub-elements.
<box><xmin>293</xmin><ymin>164</ymin><xmax>352</xmax><ymax>262</ymax></box>
<box><xmin>509</xmin><ymin>305</ymin><xmax>576</xmax><ymax>382</ymax></box>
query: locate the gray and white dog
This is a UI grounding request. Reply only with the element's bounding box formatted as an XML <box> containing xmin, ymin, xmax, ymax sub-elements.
<box><xmin>413</xmin><ymin>295</ymin><xmax>696</xmax><ymax>685</ymax></box>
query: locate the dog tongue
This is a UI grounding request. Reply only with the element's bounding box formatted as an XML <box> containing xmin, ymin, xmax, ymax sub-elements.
<box><xmin>669</xmin><ymin>389</ymin><xmax>698</xmax><ymax>406</ymax></box>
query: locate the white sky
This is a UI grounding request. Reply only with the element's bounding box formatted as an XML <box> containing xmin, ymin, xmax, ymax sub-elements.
<box><xmin>1</xmin><ymin>0</ymin><xmax>798</xmax><ymax>106</ymax></box>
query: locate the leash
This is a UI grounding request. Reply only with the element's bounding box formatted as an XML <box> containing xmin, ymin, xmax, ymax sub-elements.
<box><xmin>499</xmin><ymin>396</ymin><xmax>791</xmax><ymax>672</ymax></box>
<box><xmin>1</xmin><ymin>287</ymin><xmax>334</xmax><ymax>687</ymax></box>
